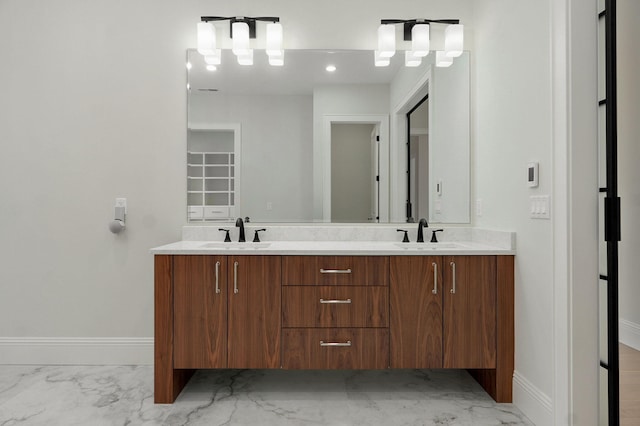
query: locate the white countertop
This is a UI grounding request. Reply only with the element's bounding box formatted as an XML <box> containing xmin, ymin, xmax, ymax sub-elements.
<box><xmin>150</xmin><ymin>240</ymin><xmax>515</xmax><ymax>256</ymax></box>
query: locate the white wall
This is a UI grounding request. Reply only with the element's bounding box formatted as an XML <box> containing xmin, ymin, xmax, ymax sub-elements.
<box><xmin>189</xmin><ymin>92</ymin><xmax>314</xmax><ymax>222</ymax></box>
<box><xmin>618</xmin><ymin>0</ymin><xmax>640</xmax><ymax>350</ymax></box>
<box><xmin>473</xmin><ymin>1</ymin><xmax>555</xmax><ymax>424</ymax></box>
<box><xmin>0</xmin><ymin>0</ymin><xmax>474</xmax><ymax>359</ymax></box>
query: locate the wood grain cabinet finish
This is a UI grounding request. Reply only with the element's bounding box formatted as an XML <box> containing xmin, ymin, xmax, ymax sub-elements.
<box><xmin>390</xmin><ymin>256</ymin><xmax>443</xmax><ymax>368</ymax></box>
<box><xmin>172</xmin><ymin>255</ymin><xmax>281</xmax><ymax>370</ymax></box>
<box><xmin>443</xmin><ymin>256</ymin><xmax>496</xmax><ymax>369</ymax></box>
<box><xmin>173</xmin><ymin>255</ymin><xmax>228</xmax><ymax>369</ymax></box>
<box><xmin>282</xmin><ymin>328</ymin><xmax>389</xmax><ymax>369</ymax></box>
<box><xmin>282</xmin><ymin>256</ymin><xmax>389</xmax><ymax>286</ymax></box>
<box><xmin>156</xmin><ymin>253</ymin><xmax>512</xmax><ymax>404</ymax></box>
<box><xmin>282</xmin><ymin>286</ymin><xmax>389</xmax><ymax>328</ymax></box>
<box><xmin>390</xmin><ymin>255</ymin><xmax>497</xmax><ymax>370</ymax></box>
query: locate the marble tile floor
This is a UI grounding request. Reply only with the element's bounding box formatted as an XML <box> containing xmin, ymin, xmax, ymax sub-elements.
<box><xmin>0</xmin><ymin>366</ymin><xmax>533</xmax><ymax>426</ymax></box>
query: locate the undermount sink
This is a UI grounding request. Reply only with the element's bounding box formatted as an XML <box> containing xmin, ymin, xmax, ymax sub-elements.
<box><xmin>393</xmin><ymin>242</ymin><xmax>460</xmax><ymax>250</ymax></box>
<box><xmin>200</xmin><ymin>242</ymin><xmax>272</xmax><ymax>249</ymax></box>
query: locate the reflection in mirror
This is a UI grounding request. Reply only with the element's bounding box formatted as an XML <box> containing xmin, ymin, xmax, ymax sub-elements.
<box><xmin>186</xmin><ymin>49</ymin><xmax>470</xmax><ymax>223</ymax></box>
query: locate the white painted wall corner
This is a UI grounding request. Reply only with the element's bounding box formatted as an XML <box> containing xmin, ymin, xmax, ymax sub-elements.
<box><xmin>513</xmin><ymin>370</ymin><xmax>553</xmax><ymax>426</ymax></box>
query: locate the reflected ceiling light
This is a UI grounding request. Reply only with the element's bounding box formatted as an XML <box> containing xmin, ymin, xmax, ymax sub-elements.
<box><xmin>374</xmin><ymin>50</ymin><xmax>390</xmax><ymax>67</ymax></box>
<box><xmin>197</xmin><ymin>16</ymin><xmax>283</xmax><ymax>67</ymax></box>
<box><xmin>377</xmin><ymin>24</ymin><xmax>396</xmax><ymax>58</ymax></box>
<box><xmin>404</xmin><ymin>50</ymin><xmax>422</xmax><ymax>67</ymax></box>
<box><xmin>268</xmin><ymin>51</ymin><xmax>284</xmax><ymax>66</ymax></box>
<box><xmin>186</xmin><ymin>62</ymin><xmax>192</xmax><ymax>70</ymax></box>
<box><xmin>197</xmin><ymin>22</ymin><xmax>216</xmax><ymax>56</ymax></box>
<box><xmin>375</xmin><ymin>18</ymin><xmax>461</xmax><ymax>67</ymax></box>
<box><xmin>206</xmin><ymin>65</ymin><xmax>217</xmax><ymax>71</ymax></box>
<box><xmin>237</xmin><ymin>49</ymin><xmax>254</xmax><ymax>66</ymax></box>
<box><xmin>326</xmin><ymin>64</ymin><xmax>337</xmax><ymax>72</ymax></box>
<box><xmin>445</xmin><ymin>24</ymin><xmax>464</xmax><ymax>57</ymax></box>
<box><xmin>435</xmin><ymin>51</ymin><xmax>453</xmax><ymax>67</ymax></box>
<box><xmin>204</xmin><ymin>51</ymin><xmax>221</xmax><ymax>65</ymax></box>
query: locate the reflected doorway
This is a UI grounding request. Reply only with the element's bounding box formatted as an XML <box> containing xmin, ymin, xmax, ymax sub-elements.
<box><xmin>406</xmin><ymin>94</ymin><xmax>429</xmax><ymax>222</ymax></box>
<box><xmin>330</xmin><ymin>123</ymin><xmax>380</xmax><ymax>222</ymax></box>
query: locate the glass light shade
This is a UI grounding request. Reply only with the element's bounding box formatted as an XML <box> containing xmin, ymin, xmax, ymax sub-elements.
<box><xmin>377</xmin><ymin>24</ymin><xmax>396</xmax><ymax>58</ymax></box>
<box><xmin>268</xmin><ymin>51</ymin><xmax>284</xmax><ymax>66</ymax></box>
<box><xmin>374</xmin><ymin>50</ymin><xmax>390</xmax><ymax>67</ymax></box>
<box><xmin>404</xmin><ymin>50</ymin><xmax>422</xmax><ymax>67</ymax></box>
<box><xmin>197</xmin><ymin>22</ymin><xmax>216</xmax><ymax>56</ymax></box>
<box><xmin>266</xmin><ymin>22</ymin><xmax>283</xmax><ymax>56</ymax></box>
<box><xmin>237</xmin><ymin>49</ymin><xmax>253</xmax><ymax>66</ymax></box>
<box><xmin>444</xmin><ymin>24</ymin><xmax>464</xmax><ymax>57</ymax></box>
<box><xmin>436</xmin><ymin>51</ymin><xmax>453</xmax><ymax>67</ymax></box>
<box><xmin>204</xmin><ymin>50</ymin><xmax>221</xmax><ymax>65</ymax></box>
<box><xmin>411</xmin><ymin>24</ymin><xmax>430</xmax><ymax>57</ymax></box>
<box><xmin>232</xmin><ymin>22</ymin><xmax>250</xmax><ymax>56</ymax></box>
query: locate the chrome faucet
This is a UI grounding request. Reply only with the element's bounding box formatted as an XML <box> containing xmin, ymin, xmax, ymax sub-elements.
<box><xmin>416</xmin><ymin>218</ymin><xmax>429</xmax><ymax>243</ymax></box>
<box><xmin>235</xmin><ymin>217</ymin><xmax>246</xmax><ymax>242</ymax></box>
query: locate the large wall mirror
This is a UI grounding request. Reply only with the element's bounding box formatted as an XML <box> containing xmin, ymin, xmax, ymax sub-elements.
<box><xmin>186</xmin><ymin>49</ymin><xmax>470</xmax><ymax>223</ymax></box>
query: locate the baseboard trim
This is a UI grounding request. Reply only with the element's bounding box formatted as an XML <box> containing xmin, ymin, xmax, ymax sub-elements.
<box><xmin>620</xmin><ymin>319</ymin><xmax>640</xmax><ymax>351</ymax></box>
<box><xmin>513</xmin><ymin>371</ymin><xmax>552</xmax><ymax>426</ymax></box>
<box><xmin>0</xmin><ymin>337</ymin><xmax>153</xmax><ymax>365</ymax></box>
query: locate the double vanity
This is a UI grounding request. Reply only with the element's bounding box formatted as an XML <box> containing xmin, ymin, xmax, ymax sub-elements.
<box><xmin>152</xmin><ymin>226</ymin><xmax>515</xmax><ymax>405</ymax></box>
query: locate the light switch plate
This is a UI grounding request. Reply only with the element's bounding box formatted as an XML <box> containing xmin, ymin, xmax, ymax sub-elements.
<box><xmin>530</xmin><ymin>195</ymin><xmax>550</xmax><ymax>219</ymax></box>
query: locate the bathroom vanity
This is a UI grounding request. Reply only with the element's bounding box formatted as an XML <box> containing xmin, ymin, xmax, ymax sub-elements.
<box><xmin>152</xmin><ymin>233</ymin><xmax>515</xmax><ymax>405</ymax></box>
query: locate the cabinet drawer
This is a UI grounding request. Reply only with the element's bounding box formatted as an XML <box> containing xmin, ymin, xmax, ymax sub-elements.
<box><xmin>282</xmin><ymin>286</ymin><xmax>388</xmax><ymax>328</ymax></box>
<box><xmin>282</xmin><ymin>328</ymin><xmax>389</xmax><ymax>369</ymax></box>
<box><xmin>282</xmin><ymin>256</ymin><xmax>389</xmax><ymax>286</ymax></box>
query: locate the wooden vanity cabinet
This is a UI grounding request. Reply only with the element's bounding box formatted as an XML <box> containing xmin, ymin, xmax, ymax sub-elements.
<box><xmin>156</xmin><ymin>253</ymin><xmax>513</xmax><ymax>404</ymax></box>
<box><xmin>156</xmin><ymin>255</ymin><xmax>281</xmax><ymax>403</ymax></box>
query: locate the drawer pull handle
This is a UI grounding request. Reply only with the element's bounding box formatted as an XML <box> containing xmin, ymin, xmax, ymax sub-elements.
<box><xmin>320</xmin><ymin>340</ymin><xmax>352</xmax><ymax>347</ymax></box>
<box><xmin>450</xmin><ymin>261</ymin><xmax>456</xmax><ymax>294</ymax></box>
<box><xmin>320</xmin><ymin>298</ymin><xmax>352</xmax><ymax>304</ymax></box>
<box><xmin>320</xmin><ymin>268</ymin><xmax>352</xmax><ymax>274</ymax></box>
<box><xmin>215</xmin><ymin>261</ymin><xmax>221</xmax><ymax>294</ymax></box>
<box><xmin>233</xmin><ymin>261</ymin><xmax>239</xmax><ymax>294</ymax></box>
<box><xmin>432</xmin><ymin>262</ymin><xmax>438</xmax><ymax>294</ymax></box>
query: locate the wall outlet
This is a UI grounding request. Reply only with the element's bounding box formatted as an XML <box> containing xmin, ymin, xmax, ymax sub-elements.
<box><xmin>115</xmin><ymin>198</ymin><xmax>127</xmax><ymax>213</ymax></box>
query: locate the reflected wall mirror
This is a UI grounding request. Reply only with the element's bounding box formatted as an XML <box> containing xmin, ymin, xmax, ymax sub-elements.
<box><xmin>186</xmin><ymin>49</ymin><xmax>470</xmax><ymax>223</ymax></box>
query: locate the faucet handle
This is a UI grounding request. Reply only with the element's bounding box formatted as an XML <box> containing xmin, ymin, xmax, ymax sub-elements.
<box><xmin>430</xmin><ymin>229</ymin><xmax>444</xmax><ymax>243</ymax></box>
<box><xmin>253</xmin><ymin>228</ymin><xmax>266</xmax><ymax>243</ymax></box>
<box><xmin>218</xmin><ymin>228</ymin><xmax>231</xmax><ymax>242</ymax></box>
<box><xmin>397</xmin><ymin>229</ymin><xmax>410</xmax><ymax>243</ymax></box>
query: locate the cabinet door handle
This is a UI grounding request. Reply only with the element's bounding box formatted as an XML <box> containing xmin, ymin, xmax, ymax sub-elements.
<box><xmin>215</xmin><ymin>261</ymin><xmax>221</xmax><ymax>294</ymax></box>
<box><xmin>432</xmin><ymin>262</ymin><xmax>438</xmax><ymax>294</ymax></box>
<box><xmin>320</xmin><ymin>268</ymin><xmax>352</xmax><ymax>274</ymax></box>
<box><xmin>320</xmin><ymin>298</ymin><xmax>352</xmax><ymax>304</ymax></box>
<box><xmin>320</xmin><ymin>340</ymin><xmax>352</xmax><ymax>347</ymax></box>
<box><xmin>233</xmin><ymin>261</ymin><xmax>239</xmax><ymax>294</ymax></box>
<box><xmin>450</xmin><ymin>261</ymin><xmax>456</xmax><ymax>294</ymax></box>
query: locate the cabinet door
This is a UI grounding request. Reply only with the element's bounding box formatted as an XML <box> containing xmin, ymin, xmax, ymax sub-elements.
<box><xmin>390</xmin><ymin>256</ymin><xmax>443</xmax><ymax>368</ymax></box>
<box><xmin>228</xmin><ymin>256</ymin><xmax>281</xmax><ymax>368</ymax></box>
<box><xmin>443</xmin><ymin>256</ymin><xmax>496</xmax><ymax>368</ymax></box>
<box><xmin>173</xmin><ymin>255</ymin><xmax>228</xmax><ymax>369</ymax></box>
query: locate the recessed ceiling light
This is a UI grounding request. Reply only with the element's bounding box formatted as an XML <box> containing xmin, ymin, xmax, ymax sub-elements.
<box><xmin>326</xmin><ymin>65</ymin><xmax>337</xmax><ymax>72</ymax></box>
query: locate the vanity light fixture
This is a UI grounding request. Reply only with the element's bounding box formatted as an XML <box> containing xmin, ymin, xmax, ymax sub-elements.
<box><xmin>435</xmin><ymin>50</ymin><xmax>453</xmax><ymax>67</ymax></box>
<box><xmin>375</xmin><ymin>18</ymin><xmax>463</xmax><ymax>67</ymax></box>
<box><xmin>198</xmin><ymin>16</ymin><xmax>283</xmax><ymax>66</ymax></box>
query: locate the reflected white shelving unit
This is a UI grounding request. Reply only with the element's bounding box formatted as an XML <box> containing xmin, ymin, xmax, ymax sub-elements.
<box><xmin>187</xmin><ymin>124</ymin><xmax>241</xmax><ymax>221</ymax></box>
